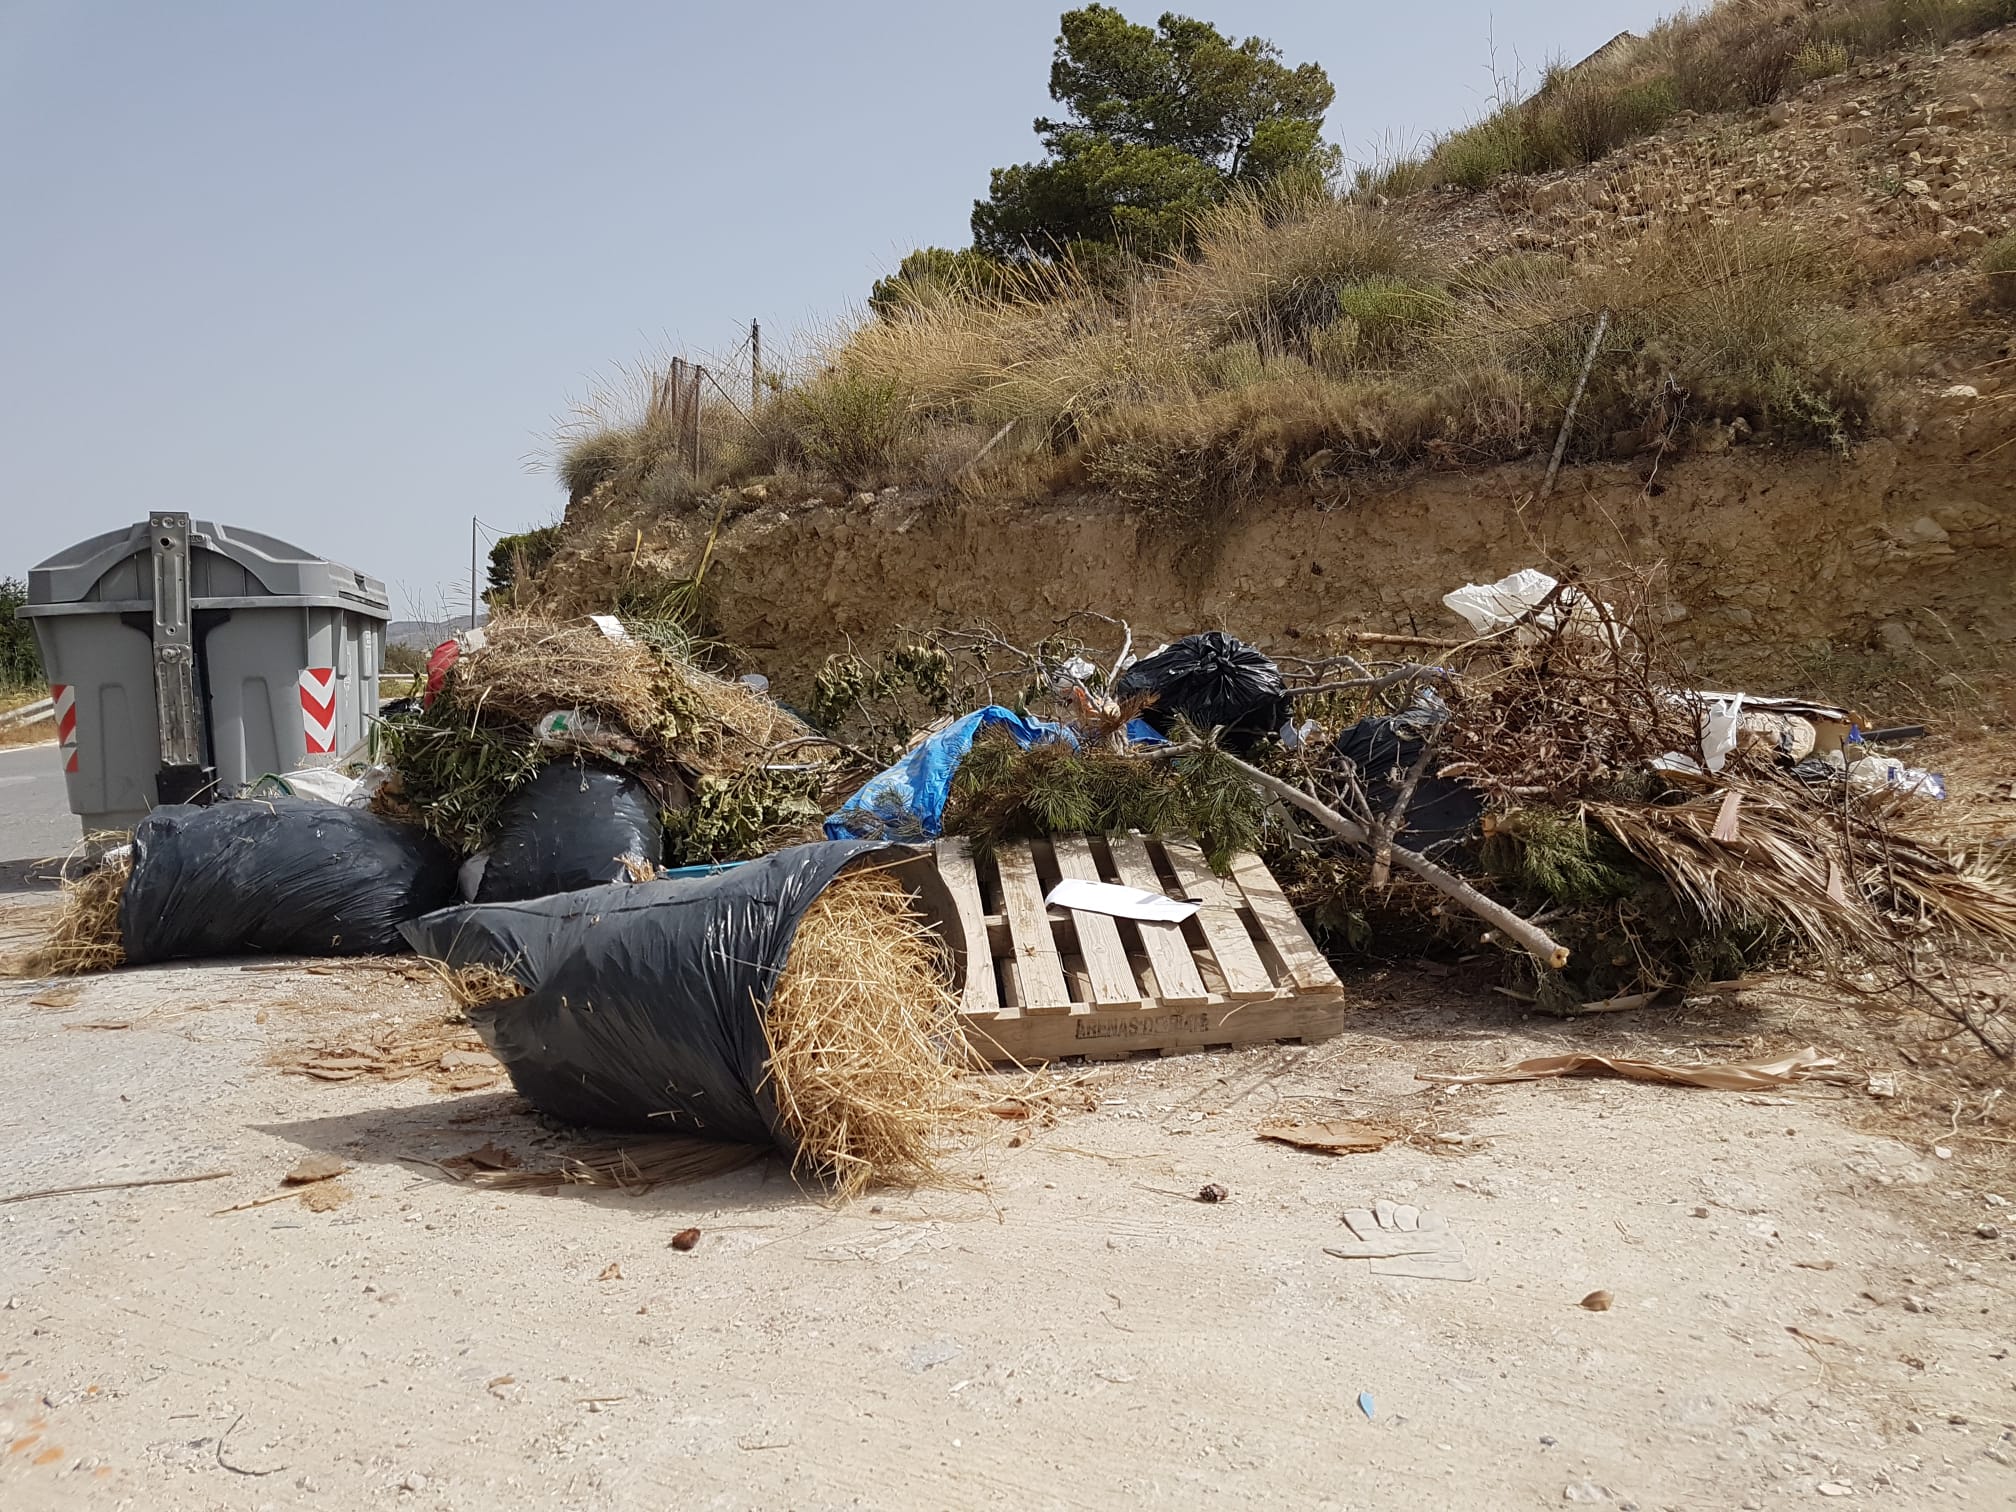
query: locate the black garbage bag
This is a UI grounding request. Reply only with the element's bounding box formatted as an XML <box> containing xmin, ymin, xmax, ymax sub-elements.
<box><xmin>475</xmin><ymin>764</ymin><xmax>664</xmax><ymax>903</ymax></box>
<box><xmin>120</xmin><ymin>799</ymin><xmax>458</xmax><ymax>964</ymax></box>
<box><xmin>1333</xmin><ymin>692</ymin><xmax>1483</xmax><ymax>852</ymax></box>
<box><xmin>400</xmin><ymin>841</ymin><xmax>956</xmax><ymax>1146</ymax></box>
<box><xmin>1115</xmin><ymin>631</ymin><xmax>1289</xmax><ymax>752</ymax></box>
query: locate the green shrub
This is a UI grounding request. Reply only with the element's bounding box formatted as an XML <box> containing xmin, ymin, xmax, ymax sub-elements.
<box><xmin>382</xmin><ymin>642</ymin><xmax>428</xmax><ymax>677</ymax></box>
<box><xmin>783</xmin><ymin>373</ymin><xmax>912</xmax><ymax>489</ymax></box>
<box><xmin>1793</xmin><ymin>38</ymin><xmax>1850</xmax><ymax>81</ymax></box>
<box><xmin>486</xmin><ymin>524</ymin><xmax>562</xmax><ymax>597</ymax></box>
<box><xmin>0</xmin><ymin>576</ymin><xmax>42</xmax><ymax>692</ymax></box>
<box><xmin>1980</xmin><ymin>233</ymin><xmax>2016</xmax><ymax>275</ymax></box>
<box><xmin>1433</xmin><ymin>113</ymin><xmax>1533</xmax><ymax>189</ymax></box>
<box><xmin>1333</xmin><ymin>278</ymin><xmax>1449</xmax><ymax>364</ymax></box>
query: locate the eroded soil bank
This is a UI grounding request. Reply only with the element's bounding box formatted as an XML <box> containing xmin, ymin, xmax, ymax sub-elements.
<box><xmin>546</xmin><ymin>407</ymin><xmax>2014</xmax><ymax>701</ymax></box>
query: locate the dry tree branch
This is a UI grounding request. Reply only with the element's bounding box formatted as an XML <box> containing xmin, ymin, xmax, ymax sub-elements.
<box><xmin>1155</xmin><ymin>743</ymin><xmax>1570</xmax><ymax>969</ymax></box>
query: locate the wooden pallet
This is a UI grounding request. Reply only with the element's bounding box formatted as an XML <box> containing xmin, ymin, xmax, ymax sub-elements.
<box><xmin>934</xmin><ymin>834</ymin><xmax>1348</xmax><ymax>1064</ymax></box>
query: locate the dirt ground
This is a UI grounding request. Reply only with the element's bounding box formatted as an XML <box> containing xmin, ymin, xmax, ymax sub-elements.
<box><xmin>3</xmin><ymin>887</ymin><xmax>2013</xmax><ymax>1512</ymax></box>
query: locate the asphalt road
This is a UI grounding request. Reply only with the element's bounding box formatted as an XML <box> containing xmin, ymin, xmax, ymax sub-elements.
<box><xmin>0</xmin><ymin>742</ymin><xmax>80</xmax><ymax>870</ymax></box>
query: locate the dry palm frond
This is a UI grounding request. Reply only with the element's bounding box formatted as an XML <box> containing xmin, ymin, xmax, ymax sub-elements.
<box><xmin>473</xmin><ymin>1138</ymin><xmax>768</xmax><ymax>1191</ymax></box>
<box><xmin>762</xmin><ymin>866</ymin><xmax>964</xmax><ymax>1198</ymax></box>
<box><xmin>272</xmin><ymin>1018</ymin><xmax>505</xmax><ymax>1093</ymax></box>
<box><xmin>24</xmin><ymin>850</ymin><xmax>132</xmax><ymax>976</ymax></box>
<box><xmin>451</xmin><ymin>615</ymin><xmax>665</xmax><ymax>734</ymax></box>
<box><xmin>1589</xmin><ymin>785</ymin><xmax>2016</xmax><ymax>959</ymax></box>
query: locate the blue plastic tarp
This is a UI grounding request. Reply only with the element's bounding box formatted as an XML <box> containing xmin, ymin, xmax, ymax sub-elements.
<box><xmin>824</xmin><ymin>706</ymin><xmax>1162</xmax><ymax>842</ymax></box>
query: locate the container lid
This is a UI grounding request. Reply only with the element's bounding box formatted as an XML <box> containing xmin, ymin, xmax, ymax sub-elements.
<box><xmin>20</xmin><ymin>519</ymin><xmax>391</xmax><ymax>620</ymax></box>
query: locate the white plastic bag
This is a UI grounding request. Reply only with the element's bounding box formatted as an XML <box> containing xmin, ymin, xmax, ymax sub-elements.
<box><xmin>272</xmin><ymin>766</ymin><xmax>362</xmax><ymax>804</ymax></box>
<box><xmin>1442</xmin><ymin>568</ymin><xmax>1566</xmax><ymax>637</ymax></box>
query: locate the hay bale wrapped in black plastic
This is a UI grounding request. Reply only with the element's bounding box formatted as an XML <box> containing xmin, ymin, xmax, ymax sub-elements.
<box><xmin>474</xmin><ymin>763</ymin><xmax>664</xmax><ymax>903</ymax></box>
<box><xmin>120</xmin><ymin>799</ymin><xmax>458</xmax><ymax>964</ymax></box>
<box><xmin>401</xmin><ymin>840</ymin><xmax>965</xmax><ymax>1194</ymax></box>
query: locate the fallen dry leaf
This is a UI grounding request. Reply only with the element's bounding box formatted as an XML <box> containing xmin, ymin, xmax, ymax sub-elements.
<box><xmin>597</xmin><ymin>1262</ymin><xmax>623</xmax><ymax>1282</ymax></box>
<box><xmin>283</xmin><ymin>1154</ymin><xmax>350</xmax><ymax>1185</ymax></box>
<box><xmin>300</xmin><ymin>1181</ymin><xmax>351</xmax><ymax>1213</ymax></box>
<box><xmin>273</xmin><ymin>1020</ymin><xmax>503</xmax><ymax>1093</ymax></box>
<box><xmin>1580</xmin><ymin>1290</ymin><xmax>1614</xmax><ymax>1312</ymax></box>
<box><xmin>28</xmin><ymin>989</ymin><xmax>82</xmax><ymax>1009</ymax></box>
<box><xmin>442</xmin><ymin>1141</ymin><xmax>520</xmax><ymax>1173</ymax></box>
<box><xmin>669</xmin><ymin>1228</ymin><xmax>701</xmax><ymax>1252</ymax></box>
<box><xmin>1257</xmin><ymin>1119</ymin><xmax>1397</xmax><ymax>1155</ymax></box>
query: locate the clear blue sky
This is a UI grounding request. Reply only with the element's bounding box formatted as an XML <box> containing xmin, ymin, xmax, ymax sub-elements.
<box><xmin>0</xmin><ymin>1</ymin><xmax>1674</xmax><ymax>618</ymax></box>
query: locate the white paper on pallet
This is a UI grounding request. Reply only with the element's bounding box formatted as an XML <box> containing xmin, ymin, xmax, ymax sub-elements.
<box><xmin>1045</xmin><ymin>877</ymin><xmax>1199</xmax><ymax>924</ymax></box>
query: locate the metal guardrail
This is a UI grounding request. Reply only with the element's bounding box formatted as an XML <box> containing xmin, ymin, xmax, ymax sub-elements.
<box><xmin>0</xmin><ymin>697</ymin><xmax>54</xmax><ymax>730</ymax></box>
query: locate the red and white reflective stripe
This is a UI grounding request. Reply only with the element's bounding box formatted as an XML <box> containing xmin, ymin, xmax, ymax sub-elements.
<box><xmin>299</xmin><ymin>667</ymin><xmax>337</xmax><ymax>754</ymax></box>
<box><xmin>51</xmin><ymin>683</ymin><xmax>79</xmax><ymax>773</ymax></box>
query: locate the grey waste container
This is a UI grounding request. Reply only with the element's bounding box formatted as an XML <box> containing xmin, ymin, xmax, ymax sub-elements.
<box><xmin>18</xmin><ymin>512</ymin><xmax>391</xmax><ymax>832</ymax></box>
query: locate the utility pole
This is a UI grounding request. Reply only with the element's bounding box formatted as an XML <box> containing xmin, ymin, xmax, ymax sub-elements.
<box><xmin>750</xmin><ymin>319</ymin><xmax>761</xmax><ymax>412</ymax></box>
<box><xmin>469</xmin><ymin>515</ymin><xmax>478</xmax><ymax>629</ymax></box>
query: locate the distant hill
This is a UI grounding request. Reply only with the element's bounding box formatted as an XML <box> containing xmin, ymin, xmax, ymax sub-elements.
<box><xmin>386</xmin><ymin>613</ymin><xmax>486</xmax><ymax>649</ymax></box>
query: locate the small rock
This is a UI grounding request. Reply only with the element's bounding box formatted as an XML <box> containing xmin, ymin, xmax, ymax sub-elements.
<box><xmin>1901</xmin><ymin>178</ymin><xmax>1932</xmax><ymax>197</ymax></box>
<box><xmin>850</xmin><ymin>491</ymin><xmax>875</xmax><ymax>507</ymax></box>
<box><xmin>738</xmin><ymin>483</ymin><xmax>768</xmax><ymax>503</ymax></box>
<box><xmin>1934</xmin><ymin>1145</ymin><xmax>1953</xmax><ymax>1160</ymax></box>
<box><xmin>1903</xmin><ymin>1295</ymin><xmax>1929</xmax><ymax>1313</ymax></box>
<box><xmin>1563</xmin><ymin>1481</ymin><xmax>1611</xmax><ymax>1503</ymax></box>
<box><xmin>1692</xmin><ymin>1206</ymin><xmax>1711</xmax><ymax>1218</ymax></box>
<box><xmin>1976</xmin><ymin>1223</ymin><xmax>2002</xmax><ymax>1240</ymax></box>
<box><xmin>1941</xmin><ymin>384</ymin><xmax>1980</xmax><ymax>399</ymax></box>
<box><xmin>670</xmin><ymin>1227</ymin><xmax>701</xmax><ymax>1251</ymax></box>
<box><xmin>1817</xmin><ymin>1483</ymin><xmax>1853</xmax><ymax>1498</ymax></box>
<box><xmin>400</xmin><ymin>1472</ymin><xmax>428</xmax><ymax>1493</ymax></box>
<box><xmin>1541</xmin><ymin>1435</ymin><xmax>1558</xmax><ymax>1446</ymax></box>
<box><xmin>1877</xmin><ymin>621</ymin><xmax>1916</xmax><ymax>655</ymax></box>
<box><xmin>1580</xmin><ymin>1290</ymin><xmax>1614</xmax><ymax>1312</ymax></box>
<box><xmin>1195</xmin><ymin>1183</ymin><xmax>1229</xmax><ymax>1204</ymax></box>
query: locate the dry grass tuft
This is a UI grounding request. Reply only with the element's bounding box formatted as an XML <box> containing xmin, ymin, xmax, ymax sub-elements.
<box><xmin>451</xmin><ymin>616</ymin><xmax>665</xmax><ymax>735</ymax></box>
<box><xmin>24</xmin><ymin>850</ymin><xmax>131</xmax><ymax>976</ymax></box>
<box><xmin>763</xmin><ymin>866</ymin><xmax>965</xmax><ymax>1198</ymax></box>
<box><xmin>431</xmin><ymin>962</ymin><xmax>528</xmax><ymax>1014</ymax></box>
<box><xmin>661</xmin><ymin>659</ymin><xmax>818</xmax><ymax>776</ymax></box>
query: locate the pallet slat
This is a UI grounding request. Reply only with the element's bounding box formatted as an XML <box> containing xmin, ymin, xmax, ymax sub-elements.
<box><xmin>935</xmin><ymin>838</ymin><xmax>1002</xmax><ymax>1020</ymax></box>
<box><xmin>1103</xmin><ymin>834</ymin><xmax>1212</xmax><ymax>1006</ymax></box>
<box><xmin>994</xmin><ymin>843</ymin><xmax>1072</xmax><ymax>1012</ymax></box>
<box><xmin>1228</xmin><ymin>852</ymin><xmax>1343</xmax><ymax>997</ymax></box>
<box><xmin>1160</xmin><ymin>841</ymin><xmax>1278</xmax><ymax>1000</ymax></box>
<box><xmin>1051</xmin><ymin>837</ymin><xmax>1147</xmax><ymax>1007</ymax></box>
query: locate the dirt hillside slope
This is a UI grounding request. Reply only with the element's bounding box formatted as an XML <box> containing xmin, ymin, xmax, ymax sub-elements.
<box><xmin>540</xmin><ymin>25</ymin><xmax>2016</xmax><ymax>700</ymax></box>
